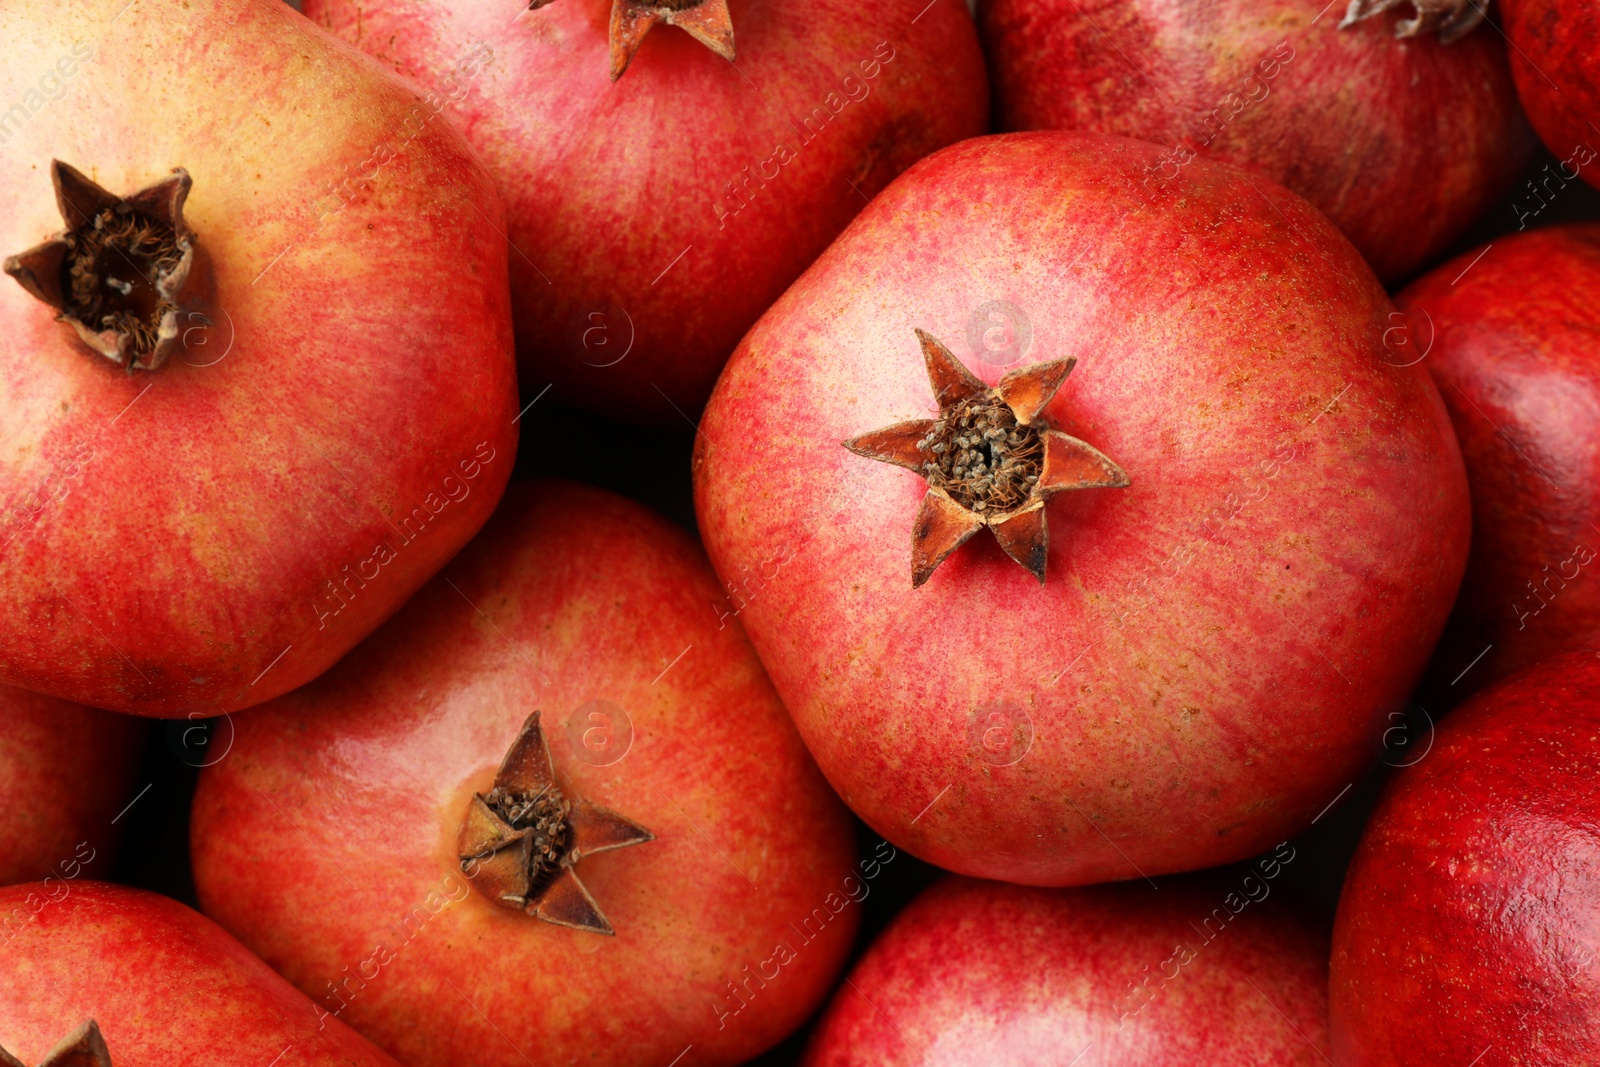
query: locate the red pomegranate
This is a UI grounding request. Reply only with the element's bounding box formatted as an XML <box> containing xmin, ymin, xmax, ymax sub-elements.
<box><xmin>301</xmin><ymin>0</ymin><xmax>988</xmax><ymax>424</ymax></box>
<box><xmin>1330</xmin><ymin>642</ymin><xmax>1600</xmax><ymax>1064</ymax></box>
<box><xmin>190</xmin><ymin>480</ymin><xmax>858</xmax><ymax>1067</ymax></box>
<box><xmin>694</xmin><ymin>132</ymin><xmax>1471</xmax><ymax>886</ymax></box>
<box><xmin>0</xmin><ymin>881</ymin><xmax>401</xmax><ymax>1067</ymax></box>
<box><xmin>0</xmin><ymin>685</ymin><xmax>144</xmax><ymax>888</ymax></box>
<box><xmin>1399</xmin><ymin>225</ymin><xmax>1600</xmax><ymax>702</ymax></box>
<box><xmin>804</xmin><ymin>870</ymin><xmax>1330</xmax><ymax>1065</ymax></box>
<box><xmin>979</xmin><ymin>0</ymin><xmax>1533</xmax><ymax>282</ymax></box>
<box><xmin>0</xmin><ymin>0</ymin><xmax>518</xmax><ymax>717</ymax></box>
<box><xmin>1503</xmin><ymin>0</ymin><xmax>1600</xmax><ymax>188</ymax></box>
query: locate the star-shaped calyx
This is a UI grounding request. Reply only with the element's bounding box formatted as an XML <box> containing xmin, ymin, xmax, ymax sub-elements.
<box><xmin>1338</xmin><ymin>0</ymin><xmax>1484</xmax><ymax>42</ymax></box>
<box><xmin>3</xmin><ymin>161</ymin><xmax>202</xmax><ymax>373</ymax></box>
<box><xmin>845</xmin><ymin>329</ymin><xmax>1130</xmax><ymax>588</ymax></box>
<box><xmin>458</xmin><ymin>711</ymin><xmax>654</xmax><ymax>936</ymax></box>
<box><xmin>0</xmin><ymin>1020</ymin><xmax>112</xmax><ymax>1067</ymax></box>
<box><xmin>528</xmin><ymin>0</ymin><xmax>735</xmax><ymax>80</ymax></box>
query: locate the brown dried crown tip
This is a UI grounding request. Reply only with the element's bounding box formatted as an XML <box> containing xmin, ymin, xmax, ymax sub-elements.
<box><xmin>845</xmin><ymin>329</ymin><xmax>1130</xmax><ymax>588</ymax></box>
<box><xmin>527</xmin><ymin>0</ymin><xmax>735</xmax><ymax>80</ymax></box>
<box><xmin>3</xmin><ymin>161</ymin><xmax>203</xmax><ymax>373</ymax></box>
<box><xmin>1338</xmin><ymin>0</ymin><xmax>1486</xmax><ymax>42</ymax></box>
<box><xmin>458</xmin><ymin>710</ymin><xmax>654</xmax><ymax>936</ymax></box>
<box><xmin>0</xmin><ymin>1020</ymin><xmax>113</xmax><ymax>1067</ymax></box>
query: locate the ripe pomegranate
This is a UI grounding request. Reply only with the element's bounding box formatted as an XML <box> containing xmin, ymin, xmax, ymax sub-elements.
<box><xmin>804</xmin><ymin>869</ymin><xmax>1330</xmax><ymax>1065</ymax></box>
<box><xmin>301</xmin><ymin>0</ymin><xmax>988</xmax><ymax>424</ymax></box>
<box><xmin>1330</xmin><ymin>643</ymin><xmax>1600</xmax><ymax>1064</ymax></box>
<box><xmin>0</xmin><ymin>685</ymin><xmax>144</xmax><ymax>889</ymax></box>
<box><xmin>1399</xmin><ymin>225</ymin><xmax>1600</xmax><ymax>703</ymax></box>
<box><xmin>0</xmin><ymin>881</ymin><xmax>402</xmax><ymax>1067</ymax></box>
<box><xmin>694</xmin><ymin>132</ymin><xmax>1471</xmax><ymax>886</ymax></box>
<box><xmin>0</xmin><ymin>0</ymin><xmax>518</xmax><ymax>717</ymax></box>
<box><xmin>190</xmin><ymin>480</ymin><xmax>858</xmax><ymax>1067</ymax></box>
<box><xmin>979</xmin><ymin>0</ymin><xmax>1533</xmax><ymax>282</ymax></box>
<box><xmin>1503</xmin><ymin>0</ymin><xmax>1600</xmax><ymax>187</ymax></box>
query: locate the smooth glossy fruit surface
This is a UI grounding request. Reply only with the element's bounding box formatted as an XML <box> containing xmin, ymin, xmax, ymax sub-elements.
<box><xmin>0</xmin><ymin>880</ymin><xmax>403</xmax><ymax>1067</ymax></box>
<box><xmin>695</xmin><ymin>132</ymin><xmax>1471</xmax><ymax>886</ymax></box>
<box><xmin>804</xmin><ymin>872</ymin><xmax>1331</xmax><ymax>1065</ymax></box>
<box><xmin>1503</xmin><ymin>0</ymin><xmax>1600</xmax><ymax>189</ymax></box>
<box><xmin>0</xmin><ymin>684</ymin><xmax>144</xmax><ymax>889</ymax></box>
<box><xmin>1401</xmin><ymin>225</ymin><xmax>1600</xmax><ymax>702</ymax></box>
<box><xmin>0</xmin><ymin>0</ymin><xmax>518</xmax><ymax>716</ymax></box>
<box><xmin>303</xmin><ymin>0</ymin><xmax>989</xmax><ymax>424</ymax></box>
<box><xmin>1330</xmin><ymin>643</ymin><xmax>1600</xmax><ymax>1064</ymax></box>
<box><xmin>191</xmin><ymin>480</ymin><xmax>858</xmax><ymax>1067</ymax></box>
<box><xmin>980</xmin><ymin>0</ymin><xmax>1532</xmax><ymax>282</ymax></box>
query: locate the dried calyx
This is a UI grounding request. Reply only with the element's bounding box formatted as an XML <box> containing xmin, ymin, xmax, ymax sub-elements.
<box><xmin>526</xmin><ymin>0</ymin><xmax>734</xmax><ymax>80</ymax></box>
<box><xmin>846</xmin><ymin>329</ymin><xmax>1130</xmax><ymax>588</ymax></box>
<box><xmin>458</xmin><ymin>711</ymin><xmax>653</xmax><ymax>936</ymax></box>
<box><xmin>3</xmin><ymin>161</ymin><xmax>202</xmax><ymax>373</ymax></box>
<box><xmin>1338</xmin><ymin>0</ymin><xmax>1485</xmax><ymax>42</ymax></box>
<box><xmin>0</xmin><ymin>1019</ymin><xmax>112</xmax><ymax>1067</ymax></box>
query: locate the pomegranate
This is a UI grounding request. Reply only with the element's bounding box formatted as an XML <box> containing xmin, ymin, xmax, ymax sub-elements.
<box><xmin>0</xmin><ymin>0</ymin><xmax>518</xmax><ymax>717</ymax></box>
<box><xmin>694</xmin><ymin>132</ymin><xmax>1471</xmax><ymax>886</ymax></box>
<box><xmin>1329</xmin><ymin>642</ymin><xmax>1600</xmax><ymax>1064</ymax></box>
<box><xmin>0</xmin><ymin>685</ymin><xmax>144</xmax><ymax>889</ymax></box>
<box><xmin>1399</xmin><ymin>225</ymin><xmax>1600</xmax><ymax>703</ymax></box>
<box><xmin>300</xmin><ymin>0</ymin><xmax>989</xmax><ymax>424</ymax></box>
<box><xmin>979</xmin><ymin>0</ymin><xmax>1533</xmax><ymax>282</ymax></box>
<box><xmin>804</xmin><ymin>868</ymin><xmax>1330</xmax><ymax>1065</ymax></box>
<box><xmin>0</xmin><ymin>881</ymin><xmax>402</xmax><ymax>1067</ymax></box>
<box><xmin>190</xmin><ymin>480</ymin><xmax>858</xmax><ymax>1067</ymax></box>
<box><xmin>1503</xmin><ymin>0</ymin><xmax>1600</xmax><ymax>188</ymax></box>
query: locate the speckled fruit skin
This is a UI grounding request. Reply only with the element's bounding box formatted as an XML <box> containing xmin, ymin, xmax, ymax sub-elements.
<box><xmin>979</xmin><ymin>0</ymin><xmax>1533</xmax><ymax>283</ymax></box>
<box><xmin>1329</xmin><ymin>644</ymin><xmax>1600</xmax><ymax>1064</ymax></box>
<box><xmin>694</xmin><ymin>132</ymin><xmax>1471</xmax><ymax>886</ymax></box>
<box><xmin>0</xmin><ymin>0</ymin><xmax>518</xmax><ymax>717</ymax></box>
<box><xmin>1401</xmin><ymin>226</ymin><xmax>1600</xmax><ymax>703</ymax></box>
<box><xmin>190</xmin><ymin>480</ymin><xmax>857</xmax><ymax>1067</ymax></box>
<box><xmin>803</xmin><ymin>874</ymin><xmax>1331</xmax><ymax>1065</ymax></box>
<box><xmin>301</xmin><ymin>0</ymin><xmax>988</xmax><ymax>425</ymax></box>
<box><xmin>1503</xmin><ymin>0</ymin><xmax>1600</xmax><ymax>187</ymax></box>
<box><xmin>0</xmin><ymin>881</ymin><xmax>402</xmax><ymax>1067</ymax></box>
<box><xmin>0</xmin><ymin>685</ymin><xmax>144</xmax><ymax>888</ymax></box>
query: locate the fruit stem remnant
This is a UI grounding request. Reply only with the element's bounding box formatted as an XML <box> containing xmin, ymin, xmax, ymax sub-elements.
<box><xmin>845</xmin><ymin>330</ymin><xmax>1130</xmax><ymax>587</ymax></box>
<box><xmin>526</xmin><ymin>0</ymin><xmax>735</xmax><ymax>80</ymax></box>
<box><xmin>0</xmin><ymin>1019</ymin><xmax>113</xmax><ymax>1067</ymax></box>
<box><xmin>3</xmin><ymin>161</ymin><xmax>204</xmax><ymax>373</ymax></box>
<box><xmin>458</xmin><ymin>711</ymin><xmax>654</xmax><ymax>936</ymax></box>
<box><xmin>1338</xmin><ymin>0</ymin><xmax>1486</xmax><ymax>43</ymax></box>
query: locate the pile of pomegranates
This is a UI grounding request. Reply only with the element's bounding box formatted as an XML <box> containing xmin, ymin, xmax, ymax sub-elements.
<box><xmin>2</xmin><ymin>0</ymin><xmax>1598</xmax><ymax>1063</ymax></box>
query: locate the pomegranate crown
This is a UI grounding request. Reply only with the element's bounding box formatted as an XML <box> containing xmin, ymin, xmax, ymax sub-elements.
<box><xmin>458</xmin><ymin>710</ymin><xmax>654</xmax><ymax>936</ymax></box>
<box><xmin>845</xmin><ymin>329</ymin><xmax>1129</xmax><ymax>587</ymax></box>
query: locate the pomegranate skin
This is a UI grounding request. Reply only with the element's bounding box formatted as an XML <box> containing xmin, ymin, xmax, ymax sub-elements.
<box><xmin>979</xmin><ymin>0</ymin><xmax>1533</xmax><ymax>283</ymax></box>
<box><xmin>301</xmin><ymin>0</ymin><xmax>988</xmax><ymax>425</ymax></box>
<box><xmin>1329</xmin><ymin>645</ymin><xmax>1600</xmax><ymax>1064</ymax></box>
<box><xmin>1503</xmin><ymin>0</ymin><xmax>1600</xmax><ymax>186</ymax></box>
<box><xmin>803</xmin><ymin>875</ymin><xmax>1331</xmax><ymax>1065</ymax></box>
<box><xmin>191</xmin><ymin>481</ymin><xmax>858</xmax><ymax>1067</ymax></box>
<box><xmin>0</xmin><ymin>0</ymin><xmax>518</xmax><ymax>717</ymax></box>
<box><xmin>0</xmin><ymin>881</ymin><xmax>403</xmax><ymax>1067</ymax></box>
<box><xmin>1401</xmin><ymin>226</ymin><xmax>1600</xmax><ymax>702</ymax></box>
<box><xmin>694</xmin><ymin>132</ymin><xmax>1470</xmax><ymax>886</ymax></box>
<box><xmin>0</xmin><ymin>685</ymin><xmax>144</xmax><ymax>888</ymax></box>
